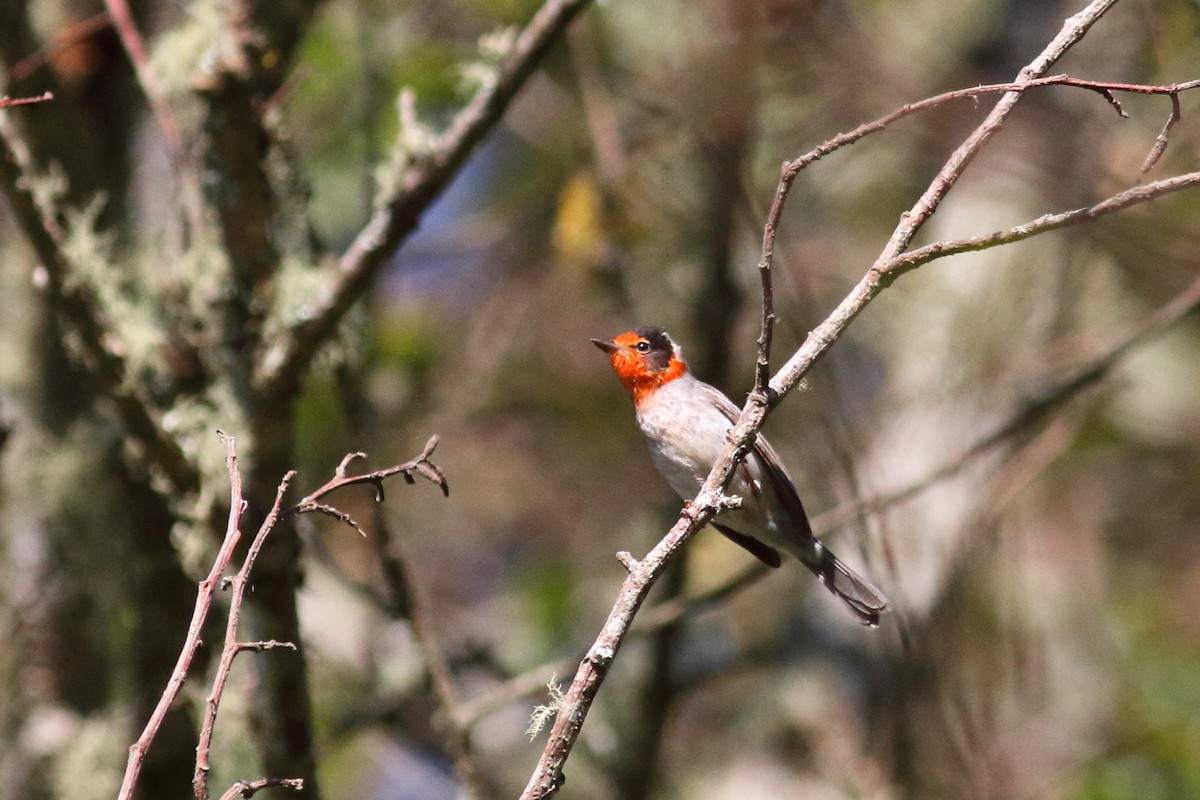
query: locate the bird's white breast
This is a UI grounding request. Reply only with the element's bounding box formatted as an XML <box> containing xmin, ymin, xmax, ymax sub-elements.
<box><xmin>634</xmin><ymin>374</ymin><xmax>736</xmax><ymax>500</ymax></box>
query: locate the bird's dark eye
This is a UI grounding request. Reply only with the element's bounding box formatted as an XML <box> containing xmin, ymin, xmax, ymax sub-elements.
<box><xmin>635</xmin><ymin>341</ymin><xmax>650</xmax><ymax>353</ymax></box>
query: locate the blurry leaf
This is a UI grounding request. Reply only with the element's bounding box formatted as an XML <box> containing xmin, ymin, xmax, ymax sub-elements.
<box><xmin>552</xmin><ymin>172</ymin><xmax>606</xmax><ymax>277</ymax></box>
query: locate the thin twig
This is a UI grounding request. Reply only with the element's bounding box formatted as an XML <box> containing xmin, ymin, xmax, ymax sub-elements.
<box><xmin>770</xmin><ymin>0</ymin><xmax>1132</xmax><ymax>400</ymax></box>
<box><xmin>103</xmin><ymin>0</ymin><xmax>184</xmax><ymax>165</ymax></box>
<box><xmin>1141</xmin><ymin>91</ymin><xmax>1181</xmax><ymax>173</ymax></box>
<box><xmin>217</xmin><ymin>777</ymin><xmax>304</xmax><ymax>800</ymax></box>
<box><xmin>880</xmin><ymin>171</ymin><xmax>1200</xmax><ymax>281</ymax></box>
<box><xmin>281</xmin><ymin>435</ymin><xmax>448</xmax><ymax>528</ymax></box>
<box><xmin>117</xmin><ymin>432</ymin><xmax>246</xmax><ymax>800</ymax></box>
<box><xmin>193</xmin><ymin>467</ymin><xmax>296</xmax><ymax>800</ymax></box>
<box><xmin>766</xmin><ymin>73</ymin><xmax>1198</xmax><ymax>208</ymax></box>
<box><xmin>7</xmin><ymin>12</ymin><xmax>112</xmax><ymax>81</ymax></box>
<box><xmin>753</xmin><ymin>164</ymin><xmax>783</xmax><ymax>395</ymax></box>
<box><xmin>0</xmin><ymin>92</ymin><xmax>54</xmax><ymax>109</ymax></box>
<box><xmin>120</xmin><ymin>433</ymin><xmax>449</xmax><ymax>800</ymax></box>
<box><xmin>256</xmin><ymin>0</ymin><xmax>594</xmax><ymax>400</ymax></box>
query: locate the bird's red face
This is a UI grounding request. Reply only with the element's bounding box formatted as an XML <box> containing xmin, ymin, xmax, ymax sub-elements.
<box><xmin>591</xmin><ymin>327</ymin><xmax>687</xmax><ymax>406</ymax></box>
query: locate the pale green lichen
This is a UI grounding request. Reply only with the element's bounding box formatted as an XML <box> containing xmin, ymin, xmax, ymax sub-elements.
<box><xmin>49</xmin><ymin>708</ymin><xmax>129</xmax><ymax>800</ymax></box>
<box><xmin>150</xmin><ymin>0</ymin><xmax>250</xmax><ymax>95</ymax></box>
<box><xmin>526</xmin><ymin>674</ymin><xmax>565</xmax><ymax>740</ymax></box>
<box><xmin>373</xmin><ymin>89</ymin><xmax>437</xmax><ymax>210</ymax></box>
<box><xmin>458</xmin><ymin>26</ymin><xmax>518</xmax><ymax>97</ymax></box>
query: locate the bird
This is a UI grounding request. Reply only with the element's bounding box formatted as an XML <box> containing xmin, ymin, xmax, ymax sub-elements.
<box><xmin>591</xmin><ymin>326</ymin><xmax>890</xmax><ymax>626</ymax></box>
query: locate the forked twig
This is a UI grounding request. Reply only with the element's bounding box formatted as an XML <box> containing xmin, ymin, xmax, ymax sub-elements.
<box><xmin>117</xmin><ymin>432</ymin><xmax>247</xmax><ymax>800</ymax></box>
<box><xmin>193</xmin><ymin>469</ymin><xmax>296</xmax><ymax>800</ymax></box>
<box><xmin>282</xmin><ymin>435</ymin><xmax>448</xmax><ymax>535</ymax></box>
<box><xmin>120</xmin><ymin>433</ymin><xmax>447</xmax><ymax>800</ymax></box>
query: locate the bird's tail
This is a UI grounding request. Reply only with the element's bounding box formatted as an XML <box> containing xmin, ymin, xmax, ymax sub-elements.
<box><xmin>800</xmin><ymin>540</ymin><xmax>890</xmax><ymax>627</ymax></box>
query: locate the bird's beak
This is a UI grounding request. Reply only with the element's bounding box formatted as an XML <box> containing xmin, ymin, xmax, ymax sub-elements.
<box><xmin>590</xmin><ymin>338</ymin><xmax>620</xmax><ymax>354</ymax></box>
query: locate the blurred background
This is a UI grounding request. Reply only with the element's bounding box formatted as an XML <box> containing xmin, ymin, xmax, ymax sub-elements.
<box><xmin>2</xmin><ymin>0</ymin><xmax>1200</xmax><ymax>798</ymax></box>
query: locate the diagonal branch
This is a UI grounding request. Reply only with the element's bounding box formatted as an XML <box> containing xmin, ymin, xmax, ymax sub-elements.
<box><xmin>880</xmin><ymin>172</ymin><xmax>1200</xmax><ymax>281</ymax></box>
<box><xmin>769</xmin><ymin>0</ymin><xmax>1151</xmax><ymax>401</ymax></box>
<box><xmin>256</xmin><ymin>0</ymin><xmax>593</xmax><ymax>400</ymax></box>
<box><xmin>750</xmin><ymin>70</ymin><xmax>1199</xmax><ymax>403</ymax></box>
<box><xmin>867</xmin><ymin>0</ymin><xmax>1119</xmax><ymax>264</ymax></box>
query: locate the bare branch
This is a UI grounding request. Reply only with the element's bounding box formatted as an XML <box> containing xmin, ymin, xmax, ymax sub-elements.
<box><xmin>485</xmin><ymin>270</ymin><xmax>1200</xmax><ymax>737</ymax></box>
<box><xmin>256</xmin><ymin>0</ymin><xmax>594</xmax><ymax>400</ymax></box>
<box><xmin>290</xmin><ymin>501</ymin><xmax>368</xmax><ymax>537</ymax></box>
<box><xmin>872</xmin><ymin>2</ymin><xmax>1119</xmax><ymax>261</ymax></box>
<box><xmin>117</xmin><ymin>432</ymin><xmax>246</xmax><ymax>800</ymax></box>
<box><xmin>236</xmin><ymin>640</ymin><xmax>299</xmax><ymax>654</ymax></box>
<box><xmin>119</xmin><ymin>432</ymin><xmax>451</xmax><ymax>800</ymax></box>
<box><xmin>282</xmin><ymin>435</ymin><xmax>449</xmax><ymax>518</ymax></box>
<box><xmin>770</xmin><ymin>4</ymin><xmax>1175</xmax><ymax>403</ymax></box>
<box><xmin>217</xmin><ymin>777</ymin><xmax>304</xmax><ymax>800</ymax></box>
<box><xmin>1142</xmin><ymin>91</ymin><xmax>1181</xmax><ymax>173</ymax></box>
<box><xmin>194</xmin><ymin>468</ymin><xmax>296</xmax><ymax>800</ymax></box>
<box><xmin>881</xmin><ymin>171</ymin><xmax>1200</xmax><ymax>281</ymax></box>
<box><xmin>764</xmin><ymin>73</ymin><xmax>1199</xmax><ymax>205</ymax></box>
<box><xmin>0</xmin><ymin>91</ymin><xmax>53</xmax><ymax>109</ymax></box>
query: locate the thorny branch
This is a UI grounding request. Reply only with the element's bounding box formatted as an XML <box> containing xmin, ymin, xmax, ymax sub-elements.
<box><xmin>520</xmin><ymin>0</ymin><xmax>1200</xmax><ymax>795</ymax></box>
<box><xmin>118</xmin><ymin>433</ymin><xmax>447</xmax><ymax>800</ymax></box>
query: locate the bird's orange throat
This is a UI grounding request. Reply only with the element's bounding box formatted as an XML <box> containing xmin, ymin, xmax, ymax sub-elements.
<box><xmin>610</xmin><ymin>353</ymin><xmax>688</xmax><ymax>406</ymax></box>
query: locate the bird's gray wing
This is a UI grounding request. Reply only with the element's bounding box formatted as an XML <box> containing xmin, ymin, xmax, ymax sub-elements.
<box><xmin>695</xmin><ymin>381</ymin><xmax>816</xmax><ymax>544</ymax></box>
<box><xmin>696</xmin><ymin>381</ymin><xmax>890</xmax><ymax>626</ymax></box>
